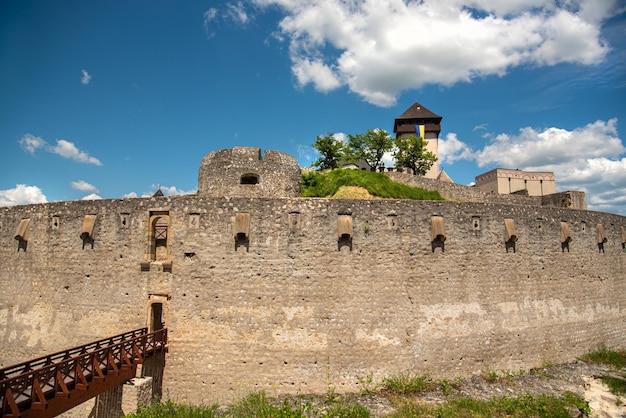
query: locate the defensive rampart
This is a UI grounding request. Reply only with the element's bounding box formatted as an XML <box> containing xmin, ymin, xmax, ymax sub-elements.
<box><xmin>1</xmin><ymin>193</ymin><xmax>625</xmax><ymax>404</ymax></box>
<box><xmin>387</xmin><ymin>171</ymin><xmax>587</xmax><ymax>210</ymax></box>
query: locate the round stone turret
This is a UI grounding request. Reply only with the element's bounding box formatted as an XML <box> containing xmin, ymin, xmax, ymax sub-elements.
<box><xmin>198</xmin><ymin>147</ymin><xmax>301</xmax><ymax>198</ymax></box>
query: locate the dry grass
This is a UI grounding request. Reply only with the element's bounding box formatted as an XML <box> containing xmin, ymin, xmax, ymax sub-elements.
<box><xmin>331</xmin><ymin>186</ymin><xmax>379</xmax><ymax>199</ymax></box>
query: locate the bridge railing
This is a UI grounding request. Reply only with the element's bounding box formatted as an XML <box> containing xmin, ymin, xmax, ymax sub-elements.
<box><xmin>0</xmin><ymin>327</ymin><xmax>167</xmax><ymax>417</ymax></box>
<box><xmin>0</xmin><ymin>328</ymin><xmax>149</xmax><ymax>381</ymax></box>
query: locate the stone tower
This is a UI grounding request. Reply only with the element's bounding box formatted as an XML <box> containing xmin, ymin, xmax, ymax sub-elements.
<box><xmin>197</xmin><ymin>146</ymin><xmax>302</xmax><ymax>198</ymax></box>
<box><xmin>393</xmin><ymin>102</ymin><xmax>442</xmax><ymax>179</ymax></box>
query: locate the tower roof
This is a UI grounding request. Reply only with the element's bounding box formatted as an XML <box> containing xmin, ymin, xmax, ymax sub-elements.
<box><xmin>394</xmin><ymin>102</ymin><xmax>442</xmax><ymax>133</ymax></box>
<box><xmin>396</xmin><ymin>102</ymin><xmax>442</xmax><ymax>120</ymax></box>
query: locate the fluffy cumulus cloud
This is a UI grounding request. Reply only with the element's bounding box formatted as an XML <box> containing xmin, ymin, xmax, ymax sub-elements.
<box><xmin>81</xmin><ymin>193</ymin><xmax>102</xmax><ymax>200</ymax></box>
<box><xmin>71</xmin><ymin>180</ymin><xmax>99</xmax><ymax>193</ymax></box>
<box><xmin>51</xmin><ymin>140</ymin><xmax>102</xmax><ymax>165</ymax></box>
<box><xmin>157</xmin><ymin>185</ymin><xmax>196</xmax><ymax>196</ymax></box>
<box><xmin>245</xmin><ymin>0</ymin><xmax>618</xmax><ymax>106</ymax></box>
<box><xmin>18</xmin><ymin>134</ymin><xmax>47</xmax><ymax>154</ymax></box>
<box><xmin>127</xmin><ymin>185</ymin><xmax>196</xmax><ymax>198</ymax></box>
<box><xmin>81</xmin><ymin>69</ymin><xmax>91</xmax><ymax>85</ymax></box>
<box><xmin>439</xmin><ymin>118</ymin><xmax>626</xmax><ymax>214</ymax></box>
<box><xmin>0</xmin><ymin>184</ymin><xmax>47</xmax><ymax>206</ymax></box>
<box><xmin>474</xmin><ymin>119</ymin><xmax>624</xmax><ymax>168</ymax></box>
<box><xmin>439</xmin><ymin>133</ymin><xmax>474</xmax><ymax>164</ymax></box>
<box><xmin>18</xmin><ymin>134</ymin><xmax>102</xmax><ymax>166</ymax></box>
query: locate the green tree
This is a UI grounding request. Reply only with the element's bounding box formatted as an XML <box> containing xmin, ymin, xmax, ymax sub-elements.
<box><xmin>346</xmin><ymin>129</ymin><xmax>394</xmax><ymax>171</ymax></box>
<box><xmin>393</xmin><ymin>134</ymin><xmax>437</xmax><ymax>175</ymax></box>
<box><xmin>312</xmin><ymin>132</ymin><xmax>346</xmax><ymax>170</ymax></box>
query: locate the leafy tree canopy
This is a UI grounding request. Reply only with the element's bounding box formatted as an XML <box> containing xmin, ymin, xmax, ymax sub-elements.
<box><xmin>311</xmin><ymin>132</ymin><xmax>346</xmax><ymax>170</ymax></box>
<box><xmin>346</xmin><ymin>129</ymin><xmax>394</xmax><ymax>170</ymax></box>
<box><xmin>312</xmin><ymin>129</ymin><xmax>438</xmax><ymax>176</ymax></box>
<box><xmin>393</xmin><ymin>134</ymin><xmax>437</xmax><ymax>176</ymax></box>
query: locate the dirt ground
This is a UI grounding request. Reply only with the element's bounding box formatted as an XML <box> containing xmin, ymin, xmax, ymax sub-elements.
<box><xmin>344</xmin><ymin>361</ymin><xmax>626</xmax><ymax>417</ymax></box>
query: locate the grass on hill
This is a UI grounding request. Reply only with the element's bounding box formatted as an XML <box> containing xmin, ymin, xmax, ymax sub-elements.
<box><xmin>302</xmin><ymin>169</ymin><xmax>443</xmax><ymax>200</ymax></box>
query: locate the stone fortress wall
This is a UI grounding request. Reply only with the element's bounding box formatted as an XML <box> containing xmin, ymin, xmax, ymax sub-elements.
<box><xmin>198</xmin><ymin>147</ymin><xmax>302</xmax><ymax>198</ymax></box>
<box><xmin>1</xmin><ymin>148</ymin><xmax>625</xmax><ymax>405</ymax></box>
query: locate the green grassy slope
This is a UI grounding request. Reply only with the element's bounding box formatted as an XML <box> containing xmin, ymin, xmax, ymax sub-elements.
<box><xmin>302</xmin><ymin>169</ymin><xmax>443</xmax><ymax>200</ymax></box>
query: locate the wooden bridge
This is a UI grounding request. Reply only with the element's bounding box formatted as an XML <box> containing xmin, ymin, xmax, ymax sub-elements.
<box><xmin>0</xmin><ymin>327</ymin><xmax>167</xmax><ymax>418</ymax></box>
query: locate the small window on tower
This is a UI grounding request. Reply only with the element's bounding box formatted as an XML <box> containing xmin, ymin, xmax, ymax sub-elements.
<box><xmin>241</xmin><ymin>174</ymin><xmax>259</xmax><ymax>185</ymax></box>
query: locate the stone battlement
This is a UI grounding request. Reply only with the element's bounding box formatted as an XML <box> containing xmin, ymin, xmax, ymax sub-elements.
<box><xmin>0</xmin><ymin>148</ymin><xmax>624</xmax><ymax>406</ymax></box>
<box><xmin>198</xmin><ymin>147</ymin><xmax>301</xmax><ymax>198</ymax></box>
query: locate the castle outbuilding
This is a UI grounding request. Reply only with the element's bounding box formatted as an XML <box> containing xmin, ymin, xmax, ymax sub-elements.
<box><xmin>475</xmin><ymin>168</ymin><xmax>557</xmax><ymax>197</ymax></box>
<box><xmin>393</xmin><ymin>102</ymin><xmax>442</xmax><ymax>179</ymax></box>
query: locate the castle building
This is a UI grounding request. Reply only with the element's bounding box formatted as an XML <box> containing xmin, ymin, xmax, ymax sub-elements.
<box><xmin>393</xmin><ymin>102</ymin><xmax>442</xmax><ymax>179</ymax></box>
<box><xmin>475</xmin><ymin>168</ymin><xmax>557</xmax><ymax>197</ymax></box>
<box><xmin>1</xmin><ymin>146</ymin><xmax>623</xmax><ymax>413</ymax></box>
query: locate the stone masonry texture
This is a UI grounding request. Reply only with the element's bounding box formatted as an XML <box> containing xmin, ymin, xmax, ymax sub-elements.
<box><xmin>1</xmin><ymin>148</ymin><xmax>625</xmax><ymax>406</ymax></box>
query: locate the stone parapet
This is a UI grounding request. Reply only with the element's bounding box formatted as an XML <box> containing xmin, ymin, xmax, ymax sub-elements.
<box><xmin>1</xmin><ymin>194</ymin><xmax>624</xmax><ymax>405</ymax></box>
<box><xmin>198</xmin><ymin>147</ymin><xmax>301</xmax><ymax>198</ymax></box>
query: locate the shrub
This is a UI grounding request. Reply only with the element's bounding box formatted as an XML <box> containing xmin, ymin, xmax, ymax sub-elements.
<box><xmin>580</xmin><ymin>347</ymin><xmax>626</xmax><ymax>369</ymax></box>
<box><xmin>381</xmin><ymin>372</ymin><xmax>433</xmax><ymax>395</ymax></box>
<box><xmin>126</xmin><ymin>400</ymin><xmax>219</xmax><ymax>418</ymax></box>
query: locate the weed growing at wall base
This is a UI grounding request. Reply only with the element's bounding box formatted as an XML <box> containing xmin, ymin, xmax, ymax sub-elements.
<box><xmin>580</xmin><ymin>347</ymin><xmax>626</xmax><ymax>369</ymax></box>
<box><xmin>387</xmin><ymin>392</ymin><xmax>590</xmax><ymax>418</ymax></box>
<box><xmin>580</xmin><ymin>347</ymin><xmax>626</xmax><ymax>396</ymax></box>
<box><xmin>381</xmin><ymin>371</ymin><xmax>433</xmax><ymax>395</ymax></box>
<box><xmin>126</xmin><ymin>400</ymin><xmax>219</xmax><ymax>417</ymax></box>
<box><xmin>128</xmin><ymin>392</ymin><xmax>371</xmax><ymax>418</ymax></box>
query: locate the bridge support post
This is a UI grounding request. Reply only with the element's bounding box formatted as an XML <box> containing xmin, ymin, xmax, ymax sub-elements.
<box><xmin>93</xmin><ymin>385</ymin><xmax>123</xmax><ymax>418</ymax></box>
<box><xmin>141</xmin><ymin>351</ymin><xmax>166</xmax><ymax>401</ymax></box>
<box><xmin>122</xmin><ymin>377</ymin><xmax>154</xmax><ymax>415</ymax></box>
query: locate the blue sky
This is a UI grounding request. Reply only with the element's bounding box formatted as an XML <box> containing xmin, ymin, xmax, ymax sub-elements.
<box><xmin>1</xmin><ymin>1</ymin><xmax>625</xmax><ymax>214</ymax></box>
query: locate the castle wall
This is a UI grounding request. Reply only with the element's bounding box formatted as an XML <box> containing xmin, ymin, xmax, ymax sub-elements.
<box><xmin>387</xmin><ymin>172</ymin><xmax>542</xmax><ymax>206</ymax></box>
<box><xmin>1</xmin><ymin>196</ymin><xmax>625</xmax><ymax>405</ymax></box>
<box><xmin>542</xmin><ymin>191</ymin><xmax>588</xmax><ymax>211</ymax></box>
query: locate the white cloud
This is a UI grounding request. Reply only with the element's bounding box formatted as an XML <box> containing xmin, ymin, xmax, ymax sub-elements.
<box><xmin>203</xmin><ymin>3</ymin><xmax>250</xmax><ymax>38</ymax></box>
<box><xmin>161</xmin><ymin>185</ymin><xmax>196</xmax><ymax>196</ymax></box>
<box><xmin>296</xmin><ymin>143</ymin><xmax>315</xmax><ymax>165</ymax></box>
<box><xmin>18</xmin><ymin>134</ymin><xmax>103</xmax><ymax>166</ymax></box>
<box><xmin>0</xmin><ymin>184</ymin><xmax>47</xmax><ymax>207</ymax></box>
<box><xmin>142</xmin><ymin>185</ymin><xmax>196</xmax><ymax>197</ymax></box>
<box><xmin>51</xmin><ymin>139</ymin><xmax>102</xmax><ymax>165</ymax></box>
<box><xmin>122</xmin><ymin>192</ymin><xmax>139</xmax><ymax>198</ymax></box>
<box><xmin>81</xmin><ymin>69</ymin><xmax>91</xmax><ymax>85</ymax></box>
<box><xmin>292</xmin><ymin>58</ymin><xmax>342</xmax><ymax>92</ymax></box>
<box><xmin>439</xmin><ymin>133</ymin><xmax>474</xmax><ymax>164</ymax></box>
<box><xmin>332</xmin><ymin>132</ymin><xmax>347</xmax><ymax>143</ymax></box>
<box><xmin>474</xmin><ymin>119</ymin><xmax>623</xmax><ymax>168</ymax></box>
<box><xmin>442</xmin><ymin>118</ymin><xmax>626</xmax><ymax>214</ymax></box>
<box><xmin>81</xmin><ymin>193</ymin><xmax>102</xmax><ymax>200</ymax></box>
<box><xmin>203</xmin><ymin>8</ymin><xmax>218</xmax><ymax>38</ymax></box>
<box><xmin>226</xmin><ymin>2</ymin><xmax>250</xmax><ymax>24</ymax></box>
<box><xmin>250</xmin><ymin>0</ymin><xmax>617</xmax><ymax>106</ymax></box>
<box><xmin>18</xmin><ymin>134</ymin><xmax>47</xmax><ymax>154</ymax></box>
<box><xmin>71</xmin><ymin>180</ymin><xmax>99</xmax><ymax>193</ymax></box>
